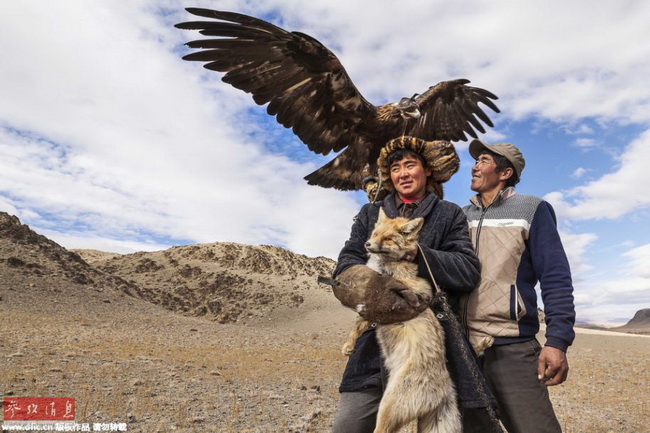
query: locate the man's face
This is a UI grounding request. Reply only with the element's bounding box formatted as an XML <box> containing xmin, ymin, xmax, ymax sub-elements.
<box><xmin>471</xmin><ymin>153</ymin><xmax>507</xmax><ymax>195</ymax></box>
<box><xmin>389</xmin><ymin>155</ymin><xmax>431</xmax><ymax>200</ymax></box>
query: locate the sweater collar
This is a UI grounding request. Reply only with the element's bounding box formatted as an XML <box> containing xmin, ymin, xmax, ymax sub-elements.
<box><xmin>383</xmin><ymin>192</ymin><xmax>438</xmax><ymax>219</ymax></box>
<box><xmin>470</xmin><ymin>186</ymin><xmax>517</xmax><ymax>209</ymax></box>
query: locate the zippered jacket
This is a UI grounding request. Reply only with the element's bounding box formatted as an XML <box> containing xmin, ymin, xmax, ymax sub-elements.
<box><xmin>461</xmin><ymin>187</ymin><xmax>575</xmax><ymax>352</ymax></box>
<box><xmin>333</xmin><ymin>193</ymin><xmax>496</xmax><ymax>409</ymax></box>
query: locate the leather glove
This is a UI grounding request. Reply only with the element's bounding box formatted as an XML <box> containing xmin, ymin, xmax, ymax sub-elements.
<box><xmin>333</xmin><ymin>265</ymin><xmax>430</xmax><ymax>324</ymax></box>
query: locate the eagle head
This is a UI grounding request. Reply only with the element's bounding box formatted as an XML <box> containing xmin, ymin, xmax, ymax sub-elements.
<box><xmin>395</xmin><ymin>94</ymin><xmax>421</xmax><ymax>119</ymax></box>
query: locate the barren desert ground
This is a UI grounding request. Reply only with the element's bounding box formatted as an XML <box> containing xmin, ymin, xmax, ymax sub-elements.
<box><xmin>1</xmin><ymin>212</ymin><xmax>649</xmax><ymax>432</ymax></box>
<box><xmin>2</xmin><ymin>285</ymin><xmax>648</xmax><ymax>433</ymax></box>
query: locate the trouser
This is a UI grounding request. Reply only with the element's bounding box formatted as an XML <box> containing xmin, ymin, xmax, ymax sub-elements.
<box><xmin>331</xmin><ymin>387</ymin><xmax>382</xmax><ymax>433</ymax></box>
<box><xmin>333</xmin><ymin>389</ymin><xmax>503</xmax><ymax>433</ymax></box>
<box><xmin>463</xmin><ymin>339</ymin><xmax>562</xmax><ymax>433</ymax></box>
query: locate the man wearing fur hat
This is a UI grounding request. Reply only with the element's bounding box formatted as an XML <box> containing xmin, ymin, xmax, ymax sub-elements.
<box><xmin>461</xmin><ymin>140</ymin><xmax>575</xmax><ymax>433</ymax></box>
<box><xmin>330</xmin><ymin>136</ymin><xmax>493</xmax><ymax>433</ymax></box>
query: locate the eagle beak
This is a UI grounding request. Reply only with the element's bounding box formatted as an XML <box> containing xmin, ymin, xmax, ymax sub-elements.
<box><xmin>408</xmin><ymin>107</ymin><xmax>421</xmax><ymax>118</ymax></box>
<box><xmin>401</xmin><ymin>106</ymin><xmax>420</xmax><ymax>119</ymax></box>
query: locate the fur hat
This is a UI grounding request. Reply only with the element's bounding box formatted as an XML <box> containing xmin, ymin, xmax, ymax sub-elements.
<box><xmin>374</xmin><ymin>136</ymin><xmax>459</xmax><ymax>199</ymax></box>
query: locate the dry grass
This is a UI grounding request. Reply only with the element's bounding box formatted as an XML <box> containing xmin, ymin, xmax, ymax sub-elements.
<box><xmin>1</xmin><ymin>281</ymin><xmax>647</xmax><ymax>432</ymax></box>
<box><xmin>3</xmin><ymin>300</ymin><xmax>649</xmax><ymax>433</ymax></box>
<box><xmin>1</xmin><ymin>303</ymin><xmax>347</xmax><ymax>433</ymax></box>
<box><xmin>549</xmin><ymin>339</ymin><xmax>649</xmax><ymax>433</ymax></box>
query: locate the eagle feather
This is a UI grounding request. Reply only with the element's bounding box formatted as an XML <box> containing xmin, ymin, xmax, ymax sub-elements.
<box><xmin>176</xmin><ymin>8</ymin><xmax>500</xmax><ymax>191</ymax></box>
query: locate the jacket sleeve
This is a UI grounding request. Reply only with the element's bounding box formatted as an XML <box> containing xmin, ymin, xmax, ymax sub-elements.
<box><xmin>528</xmin><ymin>201</ymin><xmax>576</xmax><ymax>351</ymax></box>
<box><xmin>416</xmin><ymin>204</ymin><xmax>480</xmax><ymax>295</ymax></box>
<box><xmin>333</xmin><ymin>204</ymin><xmax>372</xmax><ymax>278</ymax></box>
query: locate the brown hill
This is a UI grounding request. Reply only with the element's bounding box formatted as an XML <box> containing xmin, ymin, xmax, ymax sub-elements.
<box><xmin>0</xmin><ymin>212</ymin><xmax>136</xmax><ymax>300</ymax></box>
<box><xmin>624</xmin><ymin>308</ymin><xmax>650</xmax><ymax>326</ymax></box>
<box><xmin>0</xmin><ymin>210</ymin><xmax>347</xmax><ymax>330</ymax></box>
<box><xmin>611</xmin><ymin>308</ymin><xmax>650</xmax><ymax>334</ymax></box>
<box><xmin>74</xmin><ymin>242</ymin><xmax>338</xmax><ymax>326</ymax></box>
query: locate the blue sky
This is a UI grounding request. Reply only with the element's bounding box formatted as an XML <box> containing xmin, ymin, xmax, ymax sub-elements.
<box><xmin>1</xmin><ymin>0</ymin><xmax>649</xmax><ymax>325</ymax></box>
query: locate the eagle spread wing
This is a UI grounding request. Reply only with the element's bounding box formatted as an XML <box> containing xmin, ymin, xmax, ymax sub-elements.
<box><xmin>176</xmin><ymin>8</ymin><xmax>500</xmax><ymax>191</ymax></box>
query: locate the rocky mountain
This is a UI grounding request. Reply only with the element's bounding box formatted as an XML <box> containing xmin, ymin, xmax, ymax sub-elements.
<box><xmin>612</xmin><ymin>308</ymin><xmax>650</xmax><ymax>334</ymax></box>
<box><xmin>625</xmin><ymin>308</ymin><xmax>650</xmax><ymax>326</ymax></box>
<box><xmin>0</xmin><ymin>212</ymin><xmax>136</xmax><ymax>298</ymax></box>
<box><xmin>0</xmin><ymin>211</ymin><xmax>340</xmax><ymax>328</ymax></box>
<box><xmin>75</xmin><ymin>241</ymin><xmax>337</xmax><ymax>325</ymax></box>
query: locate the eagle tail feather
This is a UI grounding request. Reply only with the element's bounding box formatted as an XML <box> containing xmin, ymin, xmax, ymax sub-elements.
<box><xmin>303</xmin><ymin>151</ymin><xmax>364</xmax><ymax>191</ymax></box>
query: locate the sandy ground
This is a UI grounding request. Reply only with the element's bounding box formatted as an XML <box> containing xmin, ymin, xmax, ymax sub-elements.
<box><xmin>2</xmin><ymin>283</ymin><xmax>648</xmax><ymax>433</ymax></box>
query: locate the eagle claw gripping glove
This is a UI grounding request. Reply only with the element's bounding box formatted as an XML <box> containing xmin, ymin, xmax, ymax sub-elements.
<box><xmin>333</xmin><ymin>265</ymin><xmax>429</xmax><ymax>324</ymax></box>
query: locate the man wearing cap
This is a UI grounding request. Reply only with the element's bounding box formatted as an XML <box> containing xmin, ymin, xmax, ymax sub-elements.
<box><xmin>461</xmin><ymin>140</ymin><xmax>576</xmax><ymax>433</ymax></box>
<box><xmin>329</xmin><ymin>136</ymin><xmax>492</xmax><ymax>433</ymax></box>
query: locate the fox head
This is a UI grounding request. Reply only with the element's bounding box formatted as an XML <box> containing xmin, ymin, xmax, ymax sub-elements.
<box><xmin>365</xmin><ymin>208</ymin><xmax>424</xmax><ymax>261</ymax></box>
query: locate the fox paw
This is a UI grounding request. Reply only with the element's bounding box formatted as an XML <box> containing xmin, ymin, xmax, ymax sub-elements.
<box><xmin>341</xmin><ymin>343</ymin><xmax>355</xmax><ymax>356</ymax></box>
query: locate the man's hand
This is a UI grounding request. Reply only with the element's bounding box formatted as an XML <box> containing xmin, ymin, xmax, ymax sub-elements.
<box><xmin>360</xmin><ymin>280</ymin><xmax>430</xmax><ymax>324</ymax></box>
<box><xmin>332</xmin><ymin>265</ymin><xmax>430</xmax><ymax>324</ymax></box>
<box><xmin>537</xmin><ymin>346</ymin><xmax>569</xmax><ymax>386</ymax></box>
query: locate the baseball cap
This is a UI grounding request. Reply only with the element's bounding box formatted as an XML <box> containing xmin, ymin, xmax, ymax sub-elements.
<box><xmin>469</xmin><ymin>139</ymin><xmax>525</xmax><ymax>178</ymax></box>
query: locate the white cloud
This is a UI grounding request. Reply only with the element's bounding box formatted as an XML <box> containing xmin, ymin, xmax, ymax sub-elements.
<box><xmin>545</xmin><ymin>129</ymin><xmax>650</xmax><ymax>220</ymax></box>
<box><xmin>183</xmin><ymin>1</ymin><xmax>650</xmax><ymax>125</ymax></box>
<box><xmin>558</xmin><ymin>230</ymin><xmax>598</xmax><ymax>279</ymax></box>
<box><xmin>622</xmin><ymin>243</ymin><xmax>650</xmax><ymax>279</ymax></box>
<box><xmin>572</xmin><ymin>167</ymin><xmax>588</xmax><ymax>179</ymax></box>
<box><xmin>574</xmin><ymin>276</ymin><xmax>650</xmax><ymax>325</ymax></box>
<box><xmin>40</xmin><ymin>230</ymin><xmax>171</xmax><ymax>255</ymax></box>
<box><xmin>574</xmin><ymin>138</ymin><xmax>598</xmax><ymax>149</ymax></box>
<box><xmin>564</xmin><ymin>124</ymin><xmax>595</xmax><ymax>136</ymax></box>
<box><xmin>0</xmin><ymin>197</ymin><xmax>18</xmax><ymax>217</ymax></box>
<box><xmin>567</xmin><ymin>243</ymin><xmax>650</xmax><ymax>325</ymax></box>
<box><xmin>0</xmin><ymin>0</ymin><xmax>361</xmax><ymax>259</ymax></box>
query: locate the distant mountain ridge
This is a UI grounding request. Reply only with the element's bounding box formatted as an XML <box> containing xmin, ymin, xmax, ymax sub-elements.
<box><xmin>0</xmin><ymin>211</ymin><xmax>338</xmax><ymax>326</ymax></box>
<box><xmin>612</xmin><ymin>308</ymin><xmax>650</xmax><ymax>334</ymax></box>
<box><xmin>0</xmin><ymin>212</ymin><xmax>135</xmax><ymax>295</ymax></box>
<box><xmin>2</xmin><ymin>211</ymin><xmax>647</xmax><ymax>334</ymax></box>
<box><xmin>625</xmin><ymin>308</ymin><xmax>650</xmax><ymax>326</ymax></box>
<box><xmin>575</xmin><ymin>309</ymin><xmax>650</xmax><ymax>335</ymax></box>
<box><xmin>78</xmin><ymin>241</ymin><xmax>336</xmax><ymax>324</ymax></box>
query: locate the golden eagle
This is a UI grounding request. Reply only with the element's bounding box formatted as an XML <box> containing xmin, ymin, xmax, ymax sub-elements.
<box><xmin>175</xmin><ymin>8</ymin><xmax>500</xmax><ymax>191</ymax></box>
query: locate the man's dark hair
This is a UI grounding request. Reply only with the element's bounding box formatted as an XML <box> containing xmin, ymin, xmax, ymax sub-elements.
<box><xmin>386</xmin><ymin>148</ymin><xmax>428</xmax><ymax>170</ymax></box>
<box><xmin>481</xmin><ymin>150</ymin><xmax>520</xmax><ymax>187</ymax></box>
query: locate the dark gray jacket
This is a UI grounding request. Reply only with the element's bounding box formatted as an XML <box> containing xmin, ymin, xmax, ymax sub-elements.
<box><xmin>334</xmin><ymin>193</ymin><xmax>493</xmax><ymax>409</ymax></box>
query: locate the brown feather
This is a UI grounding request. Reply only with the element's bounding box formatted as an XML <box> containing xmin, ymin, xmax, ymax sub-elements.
<box><xmin>176</xmin><ymin>9</ymin><xmax>500</xmax><ymax>191</ymax></box>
